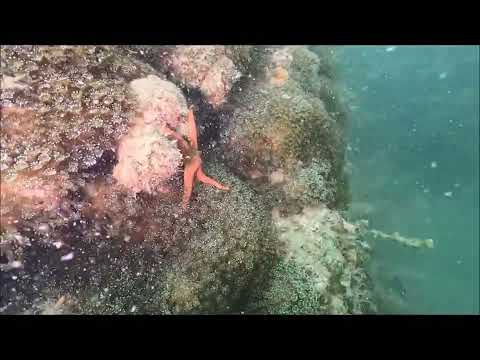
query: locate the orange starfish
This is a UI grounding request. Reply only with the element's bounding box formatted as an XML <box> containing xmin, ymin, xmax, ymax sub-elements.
<box><xmin>164</xmin><ymin>106</ymin><xmax>230</xmax><ymax>208</ymax></box>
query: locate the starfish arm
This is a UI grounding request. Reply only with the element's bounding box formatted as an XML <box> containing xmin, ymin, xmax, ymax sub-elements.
<box><xmin>196</xmin><ymin>168</ymin><xmax>230</xmax><ymax>191</ymax></box>
<box><xmin>182</xmin><ymin>156</ymin><xmax>201</xmax><ymax>208</ymax></box>
<box><xmin>162</xmin><ymin>125</ymin><xmax>191</xmax><ymax>154</ymax></box>
<box><xmin>186</xmin><ymin>107</ymin><xmax>199</xmax><ymax>150</ymax></box>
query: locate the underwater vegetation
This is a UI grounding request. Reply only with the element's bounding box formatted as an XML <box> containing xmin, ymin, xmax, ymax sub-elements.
<box><xmin>0</xmin><ymin>45</ymin><xmax>427</xmax><ymax>315</ymax></box>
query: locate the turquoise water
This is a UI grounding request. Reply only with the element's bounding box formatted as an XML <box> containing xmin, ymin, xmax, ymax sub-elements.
<box><xmin>336</xmin><ymin>46</ymin><xmax>479</xmax><ymax>314</ymax></box>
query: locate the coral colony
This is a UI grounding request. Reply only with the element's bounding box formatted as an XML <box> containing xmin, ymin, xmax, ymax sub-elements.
<box><xmin>0</xmin><ymin>46</ymin><xmax>431</xmax><ymax>314</ymax></box>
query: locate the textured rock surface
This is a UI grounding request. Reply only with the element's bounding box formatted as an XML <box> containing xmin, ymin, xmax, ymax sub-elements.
<box><xmin>0</xmin><ymin>45</ymin><xmax>373</xmax><ymax>315</ymax></box>
<box><xmin>221</xmin><ymin>46</ymin><xmax>349</xmax><ymax>210</ymax></box>
<box><xmin>251</xmin><ymin>205</ymin><xmax>375</xmax><ymax>314</ymax></box>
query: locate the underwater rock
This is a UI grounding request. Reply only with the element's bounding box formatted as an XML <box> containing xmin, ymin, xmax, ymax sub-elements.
<box><xmin>0</xmin><ymin>45</ymin><xmax>371</xmax><ymax>315</ymax></box>
<box><xmin>112</xmin><ymin>124</ymin><xmax>182</xmax><ymax>194</ymax></box>
<box><xmin>0</xmin><ymin>46</ymin><xmax>183</xmax><ymax>312</ymax></box>
<box><xmin>221</xmin><ymin>45</ymin><xmax>348</xmax><ymax>210</ymax></box>
<box><xmin>251</xmin><ymin>205</ymin><xmax>375</xmax><ymax>314</ymax></box>
<box><xmin>153</xmin><ymin>164</ymin><xmax>279</xmax><ymax>314</ymax></box>
<box><xmin>0</xmin><ymin>165</ymin><xmax>278</xmax><ymax>314</ymax></box>
<box><xmin>0</xmin><ymin>45</ymin><xmax>162</xmax><ymax>233</ymax></box>
<box><xmin>0</xmin><ymin>45</ymin><xmax>277</xmax><ymax>313</ymax></box>
<box><xmin>123</xmin><ymin>45</ymin><xmax>255</xmax><ymax>110</ymax></box>
<box><xmin>112</xmin><ymin>75</ymin><xmax>188</xmax><ymax>194</ymax></box>
<box><xmin>159</xmin><ymin>46</ymin><xmax>244</xmax><ymax>108</ymax></box>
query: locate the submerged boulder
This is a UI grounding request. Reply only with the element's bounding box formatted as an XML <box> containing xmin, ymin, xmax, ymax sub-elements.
<box><xmin>0</xmin><ymin>45</ymin><xmax>373</xmax><ymax>315</ymax></box>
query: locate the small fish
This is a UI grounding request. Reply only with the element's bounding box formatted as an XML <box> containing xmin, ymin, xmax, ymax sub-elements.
<box><xmin>385</xmin><ymin>46</ymin><xmax>397</xmax><ymax>52</ymax></box>
<box><xmin>439</xmin><ymin>72</ymin><xmax>448</xmax><ymax>79</ymax></box>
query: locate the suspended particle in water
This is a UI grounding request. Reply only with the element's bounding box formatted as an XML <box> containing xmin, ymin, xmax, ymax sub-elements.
<box><xmin>37</xmin><ymin>223</ymin><xmax>50</xmax><ymax>233</ymax></box>
<box><xmin>10</xmin><ymin>261</ymin><xmax>23</xmax><ymax>269</ymax></box>
<box><xmin>443</xmin><ymin>191</ymin><xmax>453</xmax><ymax>197</ymax></box>
<box><xmin>53</xmin><ymin>241</ymin><xmax>63</xmax><ymax>249</ymax></box>
<box><xmin>430</xmin><ymin>161</ymin><xmax>438</xmax><ymax>168</ymax></box>
<box><xmin>439</xmin><ymin>72</ymin><xmax>448</xmax><ymax>79</ymax></box>
<box><xmin>385</xmin><ymin>46</ymin><xmax>397</xmax><ymax>52</ymax></box>
<box><xmin>61</xmin><ymin>252</ymin><xmax>74</xmax><ymax>261</ymax></box>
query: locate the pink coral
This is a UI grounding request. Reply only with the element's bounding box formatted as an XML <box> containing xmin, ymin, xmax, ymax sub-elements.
<box><xmin>129</xmin><ymin>75</ymin><xmax>188</xmax><ymax>131</ymax></box>
<box><xmin>162</xmin><ymin>46</ymin><xmax>241</xmax><ymax>108</ymax></box>
<box><xmin>112</xmin><ymin>75</ymin><xmax>188</xmax><ymax>194</ymax></box>
<box><xmin>112</xmin><ymin>124</ymin><xmax>181</xmax><ymax>194</ymax></box>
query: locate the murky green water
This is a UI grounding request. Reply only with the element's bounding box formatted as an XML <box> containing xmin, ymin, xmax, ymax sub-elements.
<box><xmin>337</xmin><ymin>45</ymin><xmax>479</xmax><ymax>314</ymax></box>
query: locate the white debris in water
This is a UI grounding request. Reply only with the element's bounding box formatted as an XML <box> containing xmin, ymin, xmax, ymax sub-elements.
<box><xmin>430</xmin><ymin>161</ymin><xmax>438</xmax><ymax>168</ymax></box>
<box><xmin>37</xmin><ymin>223</ymin><xmax>50</xmax><ymax>233</ymax></box>
<box><xmin>385</xmin><ymin>46</ymin><xmax>397</xmax><ymax>52</ymax></box>
<box><xmin>439</xmin><ymin>72</ymin><xmax>448</xmax><ymax>79</ymax></box>
<box><xmin>444</xmin><ymin>191</ymin><xmax>453</xmax><ymax>197</ymax></box>
<box><xmin>11</xmin><ymin>261</ymin><xmax>23</xmax><ymax>269</ymax></box>
<box><xmin>61</xmin><ymin>252</ymin><xmax>74</xmax><ymax>261</ymax></box>
<box><xmin>130</xmin><ymin>305</ymin><xmax>137</xmax><ymax>313</ymax></box>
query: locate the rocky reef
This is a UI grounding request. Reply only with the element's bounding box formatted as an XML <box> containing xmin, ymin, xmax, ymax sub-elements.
<box><xmin>0</xmin><ymin>45</ymin><xmax>374</xmax><ymax>314</ymax></box>
<box><xmin>251</xmin><ymin>206</ymin><xmax>374</xmax><ymax>314</ymax></box>
<box><xmin>220</xmin><ymin>46</ymin><xmax>350</xmax><ymax>211</ymax></box>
